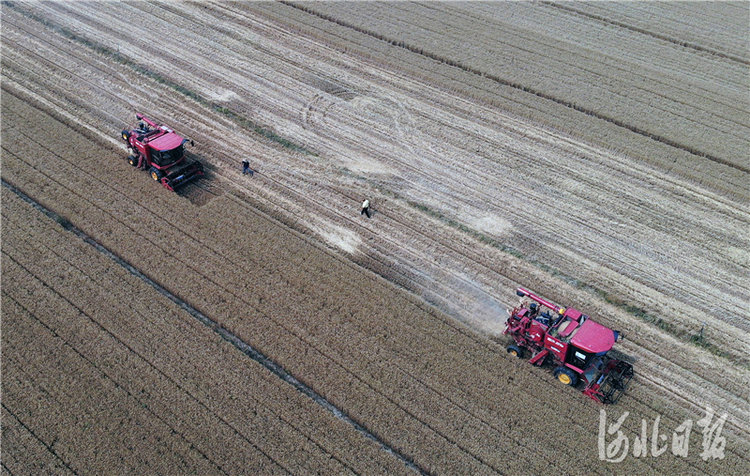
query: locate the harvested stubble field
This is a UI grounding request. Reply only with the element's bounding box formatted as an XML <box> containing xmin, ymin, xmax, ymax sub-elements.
<box><xmin>1</xmin><ymin>1</ymin><xmax>748</xmax><ymax>475</ymax></box>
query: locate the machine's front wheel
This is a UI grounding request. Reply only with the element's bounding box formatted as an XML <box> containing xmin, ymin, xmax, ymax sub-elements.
<box><xmin>128</xmin><ymin>155</ymin><xmax>139</xmax><ymax>167</ymax></box>
<box><xmin>506</xmin><ymin>345</ymin><xmax>524</xmax><ymax>359</ymax></box>
<box><xmin>150</xmin><ymin>167</ymin><xmax>163</xmax><ymax>181</ymax></box>
<box><xmin>554</xmin><ymin>367</ymin><xmax>579</xmax><ymax>387</ymax></box>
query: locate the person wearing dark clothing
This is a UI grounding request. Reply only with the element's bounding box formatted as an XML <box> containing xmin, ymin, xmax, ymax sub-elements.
<box><xmin>242</xmin><ymin>159</ymin><xmax>253</xmax><ymax>176</ymax></box>
<box><xmin>360</xmin><ymin>199</ymin><xmax>370</xmax><ymax>218</ymax></box>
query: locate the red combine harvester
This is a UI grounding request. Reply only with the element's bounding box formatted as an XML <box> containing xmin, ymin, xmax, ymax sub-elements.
<box><xmin>504</xmin><ymin>288</ymin><xmax>634</xmax><ymax>404</ymax></box>
<box><xmin>121</xmin><ymin>113</ymin><xmax>203</xmax><ymax>191</ymax></box>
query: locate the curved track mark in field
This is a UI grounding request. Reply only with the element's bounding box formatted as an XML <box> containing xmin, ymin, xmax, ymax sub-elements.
<box><xmin>280</xmin><ymin>1</ymin><xmax>750</xmax><ymax>175</ymax></box>
<box><xmin>541</xmin><ymin>1</ymin><xmax>750</xmax><ymax>66</ymax></box>
<box><xmin>1</xmin><ymin>179</ymin><xmax>429</xmax><ymax>476</ymax></box>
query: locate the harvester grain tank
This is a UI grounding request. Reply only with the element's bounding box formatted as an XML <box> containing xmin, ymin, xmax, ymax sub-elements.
<box><xmin>121</xmin><ymin>113</ymin><xmax>203</xmax><ymax>191</ymax></box>
<box><xmin>503</xmin><ymin>288</ymin><xmax>634</xmax><ymax>404</ymax></box>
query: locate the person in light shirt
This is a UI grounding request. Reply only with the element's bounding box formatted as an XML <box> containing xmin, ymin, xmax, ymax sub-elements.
<box><xmin>360</xmin><ymin>199</ymin><xmax>370</xmax><ymax>218</ymax></box>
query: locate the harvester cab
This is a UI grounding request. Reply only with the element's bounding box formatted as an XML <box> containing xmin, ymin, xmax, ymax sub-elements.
<box><xmin>504</xmin><ymin>288</ymin><xmax>634</xmax><ymax>404</ymax></box>
<box><xmin>121</xmin><ymin>113</ymin><xmax>203</xmax><ymax>191</ymax></box>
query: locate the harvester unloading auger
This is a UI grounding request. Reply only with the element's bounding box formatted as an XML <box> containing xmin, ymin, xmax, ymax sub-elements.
<box><xmin>503</xmin><ymin>288</ymin><xmax>634</xmax><ymax>404</ymax></box>
<box><xmin>121</xmin><ymin>113</ymin><xmax>203</xmax><ymax>191</ymax></box>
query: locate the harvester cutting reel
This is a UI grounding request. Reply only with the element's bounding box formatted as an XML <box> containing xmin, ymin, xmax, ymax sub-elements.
<box><xmin>583</xmin><ymin>360</ymin><xmax>634</xmax><ymax>405</ymax></box>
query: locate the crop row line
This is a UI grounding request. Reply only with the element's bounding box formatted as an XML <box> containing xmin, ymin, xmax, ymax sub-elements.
<box><xmin>0</xmin><ymin>402</ymin><xmax>80</xmax><ymax>475</ymax></box>
<box><xmin>2</xmin><ymin>1</ymin><xmax>314</xmax><ymax>157</ymax></box>
<box><xmin>3</xmin><ymin>186</ymin><xmax>404</xmax><ymax>473</ymax></box>
<box><xmin>0</xmin><ymin>276</ymin><xmax>237</xmax><ymax>475</ymax></box>
<box><xmin>356</xmin><ymin>1</ymin><xmax>746</xmax><ymax>141</ymax></box>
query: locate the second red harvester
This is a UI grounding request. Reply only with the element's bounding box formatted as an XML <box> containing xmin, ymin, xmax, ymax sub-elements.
<box><xmin>503</xmin><ymin>288</ymin><xmax>634</xmax><ymax>404</ymax></box>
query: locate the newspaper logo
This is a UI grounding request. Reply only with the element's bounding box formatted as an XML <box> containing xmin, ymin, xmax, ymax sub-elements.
<box><xmin>598</xmin><ymin>406</ymin><xmax>727</xmax><ymax>462</ymax></box>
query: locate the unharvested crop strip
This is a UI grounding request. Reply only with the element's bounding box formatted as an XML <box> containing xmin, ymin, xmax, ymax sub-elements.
<box><xmin>1</xmin><ymin>179</ymin><xmax>428</xmax><ymax>476</ymax></box>
<box><xmin>279</xmin><ymin>1</ymin><xmax>749</xmax><ymax>175</ymax></box>
<box><xmin>3</xmin><ymin>187</ymin><xmax>414</xmax><ymax>474</ymax></box>
<box><xmin>541</xmin><ymin>1</ymin><xmax>750</xmax><ymax>66</ymax></box>
<box><xmin>1</xmin><ymin>282</ymin><xmax>235</xmax><ymax>475</ymax></box>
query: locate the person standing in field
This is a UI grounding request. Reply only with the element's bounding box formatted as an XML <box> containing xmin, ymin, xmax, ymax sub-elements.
<box><xmin>242</xmin><ymin>159</ymin><xmax>253</xmax><ymax>176</ymax></box>
<box><xmin>360</xmin><ymin>199</ymin><xmax>371</xmax><ymax>218</ymax></box>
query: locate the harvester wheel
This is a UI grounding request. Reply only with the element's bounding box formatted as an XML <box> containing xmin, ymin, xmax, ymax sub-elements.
<box><xmin>127</xmin><ymin>155</ymin><xmax>139</xmax><ymax>167</ymax></box>
<box><xmin>506</xmin><ymin>345</ymin><xmax>524</xmax><ymax>358</ymax></box>
<box><xmin>121</xmin><ymin>130</ymin><xmax>130</xmax><ymax>141</ymax></box>
<box><xmin>554</xmin><ymin>367</ymin><xmax>578</xmax><ymax>387</ymax></box>
<box><xmin>150</xmin><ymin>167</ymin><xmax>164</xmax><ymax>181</ymax></box>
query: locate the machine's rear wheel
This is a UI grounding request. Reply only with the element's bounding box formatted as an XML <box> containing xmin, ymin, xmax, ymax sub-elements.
<box><xmin>554</xmin><ymin>367</ymin><xmax>579</xmax><ymax>386</ymax></box>
<box><xmin>506</xmin><ymin>345</ymin><xmax>524</xmax><ymax>358</ymax></box>
<box><xmin>127</xmin><ymin>155</ymin><xmax>138</xmax><ymax>167</ymax></box>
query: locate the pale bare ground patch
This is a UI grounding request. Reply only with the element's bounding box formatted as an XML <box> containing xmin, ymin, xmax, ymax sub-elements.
<box><xmin>313</xmin><ymin>222</ymin><xmax>363</xmax><ymax>255</ymax></box>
